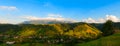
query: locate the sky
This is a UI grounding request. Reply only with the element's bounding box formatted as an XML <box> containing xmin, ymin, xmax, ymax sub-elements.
<box><xmin>0</xmin><ymin>0</ymin><xmax>120</xmax><ymax>24</ymax></box>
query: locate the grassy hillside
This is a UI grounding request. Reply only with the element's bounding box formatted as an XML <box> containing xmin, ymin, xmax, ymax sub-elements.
<box><xmin>76</xmin><ymin>33</ymin><xmax>120</xmax><ymax>46</ymax></box>
<box><xmin>0</xmin><ymin>23</ymin><xmax>102</xmax><ymax>46</ymax></box>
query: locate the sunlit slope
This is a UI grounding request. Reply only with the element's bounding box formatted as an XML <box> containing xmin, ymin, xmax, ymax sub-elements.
<box><xmin>18</xmin><ymin>23</ymin><xmax>102</xmax><ymax>39</ymax></box>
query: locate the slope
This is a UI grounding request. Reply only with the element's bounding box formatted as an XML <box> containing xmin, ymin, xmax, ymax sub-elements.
<box><xmin>76</xmin><ymin>33</ymin><xmax>120</xmax><ymax>46</ymax></box>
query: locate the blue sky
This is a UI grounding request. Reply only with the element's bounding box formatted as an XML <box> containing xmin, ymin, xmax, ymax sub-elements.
<box><xmin>0</xmin><ymin>0</ymin><xmax>120</xmax><ymax>24</ymax></box>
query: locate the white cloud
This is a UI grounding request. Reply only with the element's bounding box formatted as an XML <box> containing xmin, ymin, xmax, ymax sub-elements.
<box><xmin>0</xmin><ymin>20</ymin><xmax>8</xmax><ymax>24</ymax></box>
<box><xmin>83</xmin><ymin>15</ymin><xmax>120</xmax><ymax>23</ymax></box>
<box><xmin>22</xmin><ymin>14</ymin><xmax>77</xmax><ymax>22</ymax></box>
<box><xmin>97</xmin><ymin>18</ymin><xmax>105</xmax><ymax>23</ymax></box>
<box><xmin>83</xmin><ymin>18</ymin><xmax>96</xmax><ymax>23</ymax></box>
<box><xmin>106</xmin><ymin>15</ymin><xmax>119</xmax><ymax>22</ymax></box>
<box><xmin>22</xmin><ymin>16</ymin><xmax>41</xmax><ymax>20</ymax></box>
<box><xmin>0</xmin><ymin>6</ymin><xmax>18</xmax><ymax>11</ymax></box>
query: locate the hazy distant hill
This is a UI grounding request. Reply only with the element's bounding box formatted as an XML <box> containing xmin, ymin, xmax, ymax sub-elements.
<box><xmin>22</xmin><ymin>20</ymin><xmax>75</xmax><ymax>24</ymax></box>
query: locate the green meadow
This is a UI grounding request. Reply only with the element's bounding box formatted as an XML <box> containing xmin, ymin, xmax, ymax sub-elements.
<box><xmin>76</xmin><ymin>33</ymin><xmax>120</xmax><ymax>46</ymax></box>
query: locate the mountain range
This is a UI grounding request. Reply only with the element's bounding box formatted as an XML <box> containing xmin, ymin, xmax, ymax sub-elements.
<box><xmin>22</xmin><ymin>20</ymin><xmax>75</xmax><ymax>24</ymax></box>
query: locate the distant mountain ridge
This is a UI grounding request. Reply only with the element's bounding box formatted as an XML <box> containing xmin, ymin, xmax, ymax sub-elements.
<box><xmin>22</xmin><ymin>20</ymin><xmax>75</xmax><ymax>24</ymax></box>
<box><xmin>21</xmin><ymin>20</ymin><xmax>120</xmax><ymax>31</ymax></box>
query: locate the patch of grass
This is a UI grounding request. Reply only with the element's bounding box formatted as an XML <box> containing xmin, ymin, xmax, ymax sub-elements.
<box><xmin>76</xmin><ymin>33</ymin><xmax>120</xmax><ymax>46</ymax></box>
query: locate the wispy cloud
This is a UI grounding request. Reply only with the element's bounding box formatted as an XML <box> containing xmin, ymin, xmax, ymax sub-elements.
<box><xmin>22</xmin><ymin>14</ymin><xmax>77</xmax><ymax>22</ymax></box>
<box><xmin>48</xmin><ymin>14</ymin><xmax>62</xmax><ymax>18</ymax></box>
<box><xmin>43</xmin><ymin>3</ymin><xmax>51</xmax><ymax>7</ymax></box>
<box><xmin>43</xmin><ymin>2</ymin><xmax>56</xmax><ymax>9</ymax></box>
<box><xmin>0</xmin><ymin>6</ymin><xmax>18</xmax><ymax>11</ymax></box>
<box><xmin>82</xmin><ymin>14</ymin><xmax>120</xmax><ymax>23</ymax></box>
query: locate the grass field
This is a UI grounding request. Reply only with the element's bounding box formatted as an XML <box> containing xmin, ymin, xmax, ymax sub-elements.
<box><xmin>76</xmin><ymin>33</ymin><xmax>120</xmax><ymax>46</ymax></box>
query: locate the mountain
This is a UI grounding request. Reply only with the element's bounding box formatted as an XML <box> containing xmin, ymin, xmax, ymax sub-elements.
<box><xmin>22</xmin><ymin>20</ymin><xmax>75</xmax><ymax>24</ymax></box>
<box><xmin>0</xmin><ymin>22</ymin><xmax>102</xmax><ymax>37</ymax></box>
<box><xmin>0</xmin><ymin>22</ymin><xmax>103</xmax><ymax>45</ymax></box>
<box><xmin>0</xmin><ymin>22</ymin><xmax>102</xmax><ymax>39</ymax></box>
<box><xmin>63</xmin><ymin>23</ymin><xmax>102</xmax><ymax>39</ymax></box>
<box><xmin>22</xmin><ymin>20</ymin><xmax>120</xmax><ymax>30</ymax></box>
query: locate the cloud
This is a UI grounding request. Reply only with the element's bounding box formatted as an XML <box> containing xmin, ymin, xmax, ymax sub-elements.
<box><xmin>43</xmin><ymin>2</ymin><xmax>56</xmax><ymax>9</ymax></box>
<box><xmin>48</xmin><ymin>14</ymin><xmax>62</xmax><ymax>18</ymax></box>
<box><xmin>97</xmin><ymin>18</ymin><xmax>105</xmax><ymax>23</ymax></box>
<box><xmin>22</xmin><ymin>14</ymin><xmax>77</xmax><ymax>22</ymax></box>
<box><xmin>22</xmin><ymin>16</ymin><xmax>41</xmax><ymax>20</ymax></box>
<box><xmin>106</xmin><ymin>15</ymin><xmax>119</xmax><ymax>22</ymax></box>
<box><xmin>83</xmin><ymin>18</ymin><xmax>96</xmax><ymax>23</ymax></box>
<box><xmin>0</xmin><ymin>20</ymin><xmax>8</xmax><ymax>24</ymax></box>
<box><xmin>0</xmin><ymin>6</ymin><xmax>18</xmax><ymax>11</ymax></box>
<box><xmin>83</xmin><ymin>15</ymin><xmax>120</xmax><ymax>23</ymax></box>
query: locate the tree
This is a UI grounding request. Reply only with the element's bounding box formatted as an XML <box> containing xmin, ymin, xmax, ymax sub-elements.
<box><xmin>102</xmin><ymin>20</ymin><xmax>114</xmax><ymax>36</ymax></box>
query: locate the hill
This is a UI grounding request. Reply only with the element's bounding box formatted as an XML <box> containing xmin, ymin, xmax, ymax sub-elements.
<box><xmin>0</xmin><ymin>23</ymin><xmax>102</xmax><ymax>44</ymax></box>
<box><xmin>76</xmin><ymin>33</ymin><xmax>120</xmax><ymax>46</ymax></box>
<box><xmin>18</xmin><ymin>23</ymin><xmax>102</xmax><ymax>39</ymax></box>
